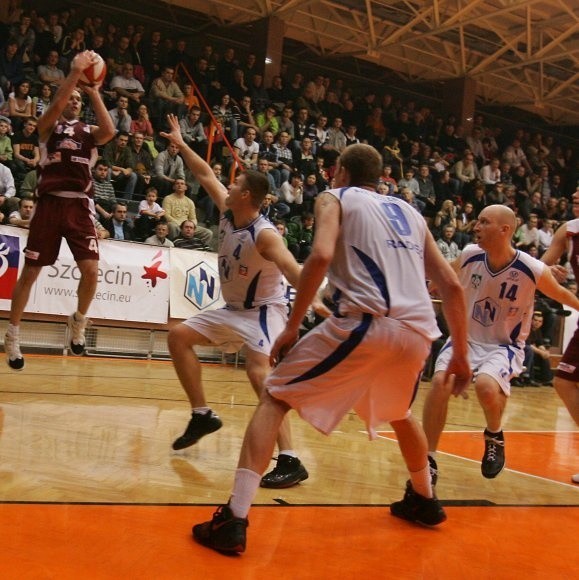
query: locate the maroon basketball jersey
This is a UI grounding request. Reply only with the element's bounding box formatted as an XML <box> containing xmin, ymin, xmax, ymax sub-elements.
<box><xmin>37</xmin><ymin>119</ymin><xmax>97</xmax><ymax>197</ymax></box>
<box><xmin>567</xmin><ymin>218</ymin><xmax>579</xmax><ymax>281</ymax></box>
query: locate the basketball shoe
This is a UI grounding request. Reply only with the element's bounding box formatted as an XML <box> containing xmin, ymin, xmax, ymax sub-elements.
<box><xmin>390</xmin><ymin>481</ymin><xmax>447</xmax><ymax>526</ymax></box>
<box><xmin>4</xmin><ymin>331</ymin><xmax>24</xmax><ymax>371</ymax></box>
<box><xmin>260</xmin><ymin>454</ymin><xmax>309</xmax><ymax>488</ymax></box>
<box><xmin>67</xmin><ymin>313</ymin><xmax>88</xmax><ymax>355</ymax></box>
<box><xmin>481</xmin><ymin>429</ymin><xmax>505</xmax><ymax>479</ymax></box>
<box><xmin>193</xmin><ymin>504</ymin><xmax>248</xmax><ymax>554</ymax></box>
<box><xmin>172</xmin><ymin>410</ymin><xmax>223</xmax><ymax>450</ymax></box>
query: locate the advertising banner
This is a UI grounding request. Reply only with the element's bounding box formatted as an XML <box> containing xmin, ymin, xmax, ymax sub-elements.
<box><xmin>0</xmin><ymin>226</ymin><xmax>170</xmax><ymax>324</ymax></box>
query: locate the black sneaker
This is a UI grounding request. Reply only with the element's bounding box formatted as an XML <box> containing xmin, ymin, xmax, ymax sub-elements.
<box><xmin>428</xmin><ymin>455</ymin><xmax>438</xmax><ymax>487</ymax></box>
<box><xmin>481</xmin><ymin>429</ymin><xmax>505</xmax><ymax>479</ymax></box>
<box><xmin>193</xmin><ymin>504</ymin><xmax>248</xmax><ymax>554</ymax></box>
<box><xmin>260</xmin><ymin>454</ymin><xmax>309</xmax><ymax>488</ymax></box>
<box><xmin>390</xmin><ymin>481</ymin><xmax>446</xmax><ymax>526</ymax></box>
<box><xmin>172</xmin><ymin>410</ymin><xmax>223</xmax><ymax>450</ymax></box>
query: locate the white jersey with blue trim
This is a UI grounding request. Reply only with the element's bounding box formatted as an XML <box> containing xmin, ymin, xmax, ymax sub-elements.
<box><xmin>217</xmin><ymin>212</ymin><xmax>286</xmax><ymax>310</ymax></box>
<box><xmin>325</xmin><ymin>187</ymin><xmax>439</xmax><ymax>341</ymax></box>
<box><xmin>458</xmin><ymin>244</ymin><xmax>545</xmax><ymax>347</ymax></box>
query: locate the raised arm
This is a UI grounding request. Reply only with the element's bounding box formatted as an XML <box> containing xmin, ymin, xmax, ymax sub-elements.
<box><xmin>38</xmin><ymin>51</ymin><xmax>107</xmax><ymax>141</ymax></box>
<box><xmin>161</xmin><ymin>114</ymin><xmax>228</xmax><ymax>212</ymax></box>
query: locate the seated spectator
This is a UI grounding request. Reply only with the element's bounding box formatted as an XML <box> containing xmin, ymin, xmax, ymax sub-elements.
<box><xmin>302</xmin><ymin>173</ymin><xmax>319</xmax><ymax>213</ymax></box>
<box><xmin>233</xmin><ymin>127</ymin><xmax>259</xmax><ymax>170</ymax></box>
<box><xmin>152</xmin><ymin>141</ymin><xmax>186</xmax><ymax>198</ymax></box>
<box><xmin>130</xmin><ymin>104</ymin><xmax>155</xmax><ymax>143</ymax></box>
<box><xmin>399</xmin><ymin>186</ymin><xmax>425</xmax><ymax>213</ymax></box>
<box><xmin>397</xmin><ymin>168</ymin><xmax>420</xmax><ymax>197</ymax></box>
<box><xmin>60</xmin><ymin>27</ymin><xmax>87</xmax><ymax>71</ymax></box>
<box><xmin>255</xmin><ymin>105</ymin><xmax>280</xmax><ymax>138</ymax></box>
<box><xmin>173</xmin><ymin>219</ymin><xmax>212</xmax><ymax>251</ymax></box>
<box><xmin>278</xmin><ymin>172</ymin><xmax>304</xmax><ymax>215</ymax></box>
<box><xmin>0</xmin><ymin>41</ymin><xmax>25</xmax><ymax>95</ymax></box>
<box><xmin>278</xmin><ymin>106</ymin><xmax>295</xmax><ymax>139</ymax></box>
<box><xmin>344</xmin><ymin>124</ymin><xmax>360</xmax><ymax>148</ymax></box>
<box><xmin>92</xmin><ymin>159</ymin><xmax>117</xmax><ymax>221</ymax></box>
<box><xmin>452</xmin><ymin>151</ymin><xmax>480</xmax><ymax>197</ymax></box>
<box><xmin>294</xmin><ymin>136</ymin><xmax>316</xmax><ymax>178</ymax></box>
<box><xmin>108</xmin><ymin>96</ymin><xmax>132</xmax><ymax>134</ymax></box>
<box><xmin>179</xmin><ymin>106</ymin><xmax>207</xmax><ymax>157</ymax></box>
<box><xmin>162</xmin><ymin>178</ymin><xmax>213</xmax><ymax>245</ymax></box>
<box><xmin>286</xmin><ymin>212</ymin><xmax>315</xmax><ymax>262</ymax></box>
<box><xmin>7</xmin><ymin>80</ymin><xmax>33</xmax><ymax>133</ymax></box>
<box><xmin>378</xmin><ymin>165</ymin><xmax>398</xmax><ymax>195</ymax></box>
<box><xmin>515</xmin><ymin>311</ymin><xmax>553</xmax><ymax>387</ymax></box>
<box><xmin>211</xmin><ymin>92</ymin><xmax>238</xmax><ymax>143</ymax></box>
<box><xmin>18</xmin><ymin>168</ymin><xmax>37</xmax><ymax>200</ymax></box>
<box><xmin>0</xmin><ymin>117</ymin><xmax>14</xmax><ymax>169</ymax></box>
<box><xmin>107</xmin><ymin>35</ymin><xmax>133</xmax><ymax>78</ymax></box>
<box><xmin>110</xmin><ymin>63</ymin><xmax>145</xmax><ymax>116</ymax></box>
<box><xmin>258</xmin><ymin>130</ymin><xmax>281</xmax><ymax>186</ymax></box>
<box><xmin>32</xmin><ymin>83</ymin><xmax>53</xmax><ymax>119</ymax></box>
<box><xmin>0</xmin><ymin>161</ymin><xmax>18</xmax><ymax>222</ymax></box>
<box><xmin>134</xmin><ymin>186</ymin><xmax>166</xmax><ymax>240</ymax></box>
<box><xmin>197</xmin><ymin>161</ymin><xmax>227</xmax><ymax>227</ymax></box>
<box><xmin>145</xmin><ymin>221</ymin><xmax>174</xmax><ymax>247</ymax></box>
<box><xmin>8</xmin><ymin>197</ymin><xmax>34</xmax><ymax>228</ymax></box>
<box><xmin>12</xmin><ymin>117</ymin><xmax>39</xmax><ymax>186</ymax></box>
<box><xmin>235</xmin><ymin>95</ymin><xmax>259</xmax><ymax>138</ymax></box>
<box><xmin>436</xmin><ymin>225</ymin><xmax>461</xmax><ymax>262</ymax></box>
<box><xmin>487</xmin><ymin>181</ymin><xmax>508</xmax><ymax>205</ymax></box>
<box><xmin>149</xmin><ymin>66</ymin><xmax>185</xmax><ymax>130</ymax></box>
<box><xmin>481</xmin><ymin>158</ymin><xmax>501</xmax><ymax>187</ymax></box>
<box><xmin>537</xmin><ymin>218</ymin><xmax>555</xmax><ymax>255</ymax></box>
<box><xmin>37</xmin><ymin>50</ymin><xmax>65</xmax><ymax>90</ymax></box>
<box><xmin>130</xmin><ymin>131</ymin><xmax>154</xmax><ymax>196</ymax></box>
<box><xmin>248</xmin><ymin>73</ymin><xmax>269</xmax><ymax>113</ymax></box>
<box><xmin>455</xmin><ymin>201</ymin><xmax>476</xmax><ymax>247</ymax></box>
<box><xmin>102</xmin><ymin>201</ymin><xmax>134</xmax><ymax>241</ymax></box>
<box><xmin>102</xmin><ymin>131</ymin><xmax>137</xmax><ymax>199</ymax></box>
<box><xmin>515</xmin><ymin>213</ymin><xmax>540</xmax><ymax>251</ymax></box>
<box><xmin>274</xmin><ymin>130</ymin><xmax>295</xmax><ymax>185</ymax></box>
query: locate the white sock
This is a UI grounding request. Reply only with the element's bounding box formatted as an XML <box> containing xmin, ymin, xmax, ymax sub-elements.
<box><xmin>409</xmin><ymin>464</ymin><xmax>432</xmax><ymax>499</ymax></box>
<box><xmin>277</xmin><ymin>449</ymin><xmax>297</xmax><ymax>458</ymax></box>
<box><xmin>192</xmin><ymin>407</ymin><xmax>210</xmax><ymax>414</ymax></box>
<box><xmin>229</xmin><ymin>468</ymin><xmax>261</xmax><ymax>519</ymax></box>
<box><xmin>74</xmin><ymin>311</ymin><xmax>86</xmax><ymax>322</ymax></box>
<box><xmin>428</xmin><ymin>451</ymin><xmax>437</xmax><ymax>460</ymax></box>
<box><xmin>7</xmin><ymin>324</ymin><xmax>19</xmax><ymax>337</ymax></box>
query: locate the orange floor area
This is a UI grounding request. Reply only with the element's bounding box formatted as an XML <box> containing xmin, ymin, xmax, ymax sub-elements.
<box><xmin>0</xmin><ymin>504</ymin><xmax>577</xmax><ymax>579</ymax></box>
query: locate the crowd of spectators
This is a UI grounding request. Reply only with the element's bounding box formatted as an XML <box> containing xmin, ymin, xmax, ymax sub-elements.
<box><xmin>0</xmin><ymin>7</ymin><xmax>578</xmax><ymax>278</ymax></box>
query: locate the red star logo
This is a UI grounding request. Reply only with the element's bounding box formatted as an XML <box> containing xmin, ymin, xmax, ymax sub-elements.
<box><xmin>141</xmin><ymin>251</ymin><xmax>167</xmax><ymax>288</ymax></box>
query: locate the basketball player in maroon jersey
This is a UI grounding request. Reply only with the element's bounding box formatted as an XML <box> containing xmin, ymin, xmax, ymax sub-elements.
<box><xmin>541</xmin><ymin>191</ymin><xmax>579</xmax><ymax>483</ymax></box>
<box><xmin>4</xmin><ymin>51</ymin><xmax>115</xmax><ymax>370</ymax></box>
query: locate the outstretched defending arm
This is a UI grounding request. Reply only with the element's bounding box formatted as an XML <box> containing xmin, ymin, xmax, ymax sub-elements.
<box><xmin>161</xmin><ymin>114</ymin><xmax>228</xmax><ymax>212</ymax></box>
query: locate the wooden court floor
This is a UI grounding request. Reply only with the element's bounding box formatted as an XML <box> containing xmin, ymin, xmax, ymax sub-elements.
<box><xmin>0</xmin><ymin>355</ymin><xmax>577</xmax><ymax>579</ymax></box>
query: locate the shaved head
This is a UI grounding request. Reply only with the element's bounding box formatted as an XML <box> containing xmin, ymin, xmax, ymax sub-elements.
<box><xmin>480</xmin><ymin>204</ymin><xmax>517</xmax><ymax>232</ymax></box>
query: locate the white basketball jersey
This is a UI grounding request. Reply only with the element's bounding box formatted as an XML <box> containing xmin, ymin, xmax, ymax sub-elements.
<box><xmin>217</xmin><ymin>212</ymin><xmax>286</xmax><ymax>310</ymax></box>
<box><xmin>458</xmin><ymin>244</ymin><xmax>545</xmax><ymax>347</ymax></box>
<box><xmin>325</xmin><ymin>187</ymin><xmax>439</xmax><ymax>341</ymax></box>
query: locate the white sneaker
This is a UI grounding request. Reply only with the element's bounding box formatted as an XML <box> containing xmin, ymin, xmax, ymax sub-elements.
<box><xmin>5</xmin><ymin>332</ymin><xmax>24</xmax><ymax>370</ymax></box>
<box><xmin>572</xmin><ymin>474</ymin><xmax>579</xmax><ymax>484</ymax></box>
<box><xmin>67</xmin><ymin>313</ymin><xmax>88</xmax><ymax>356</ymax></box>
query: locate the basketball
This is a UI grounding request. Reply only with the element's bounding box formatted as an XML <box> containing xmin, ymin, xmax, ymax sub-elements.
<box><xmin>78</xmin><ymin>54</ymin><xmax>107</xmax><ymax>86</ymax></box>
